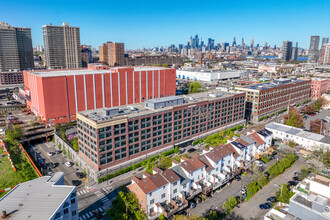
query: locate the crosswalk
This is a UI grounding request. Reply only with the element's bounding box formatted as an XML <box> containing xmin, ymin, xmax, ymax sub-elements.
<box><xmin>79</xmin><ymin>207</ymin><xmax>104</xmax><ymax>220</ymax></box>
<box><xmin>76</xmin><ymin>189</ymin><xmax>89</xmax><ymax>196</ymax></box>
<box><xmin>101</xmin><ymin>196</ymin><xmax>109</xmax><ymax>203</ymax></box>
<box><xmin>94</xmin><ymin>190</ymin><xmax>103</xmax><ymax>198</ymax></box>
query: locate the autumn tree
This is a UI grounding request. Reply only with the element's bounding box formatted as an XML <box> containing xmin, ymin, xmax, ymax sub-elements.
<box><xmin>310</xmin><ymin>119</ymin><xmax>326</xmax><ymax>134</ymax></box>
<box><xmin>301</xmin><ymin>105</ymin><xmax>314</xmax><ymax>114</ymax></box>
<box><xmin>283</xmin><ymin>107</ymin><xmax>304</xmax><ymax>128</ymax></box>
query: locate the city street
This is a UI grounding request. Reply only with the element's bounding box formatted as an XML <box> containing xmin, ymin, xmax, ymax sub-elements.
<box><xmin>189</xmin><ymin>154</ymin><xmax>283</xmax><ymax>217</ymax></box>
<box><xmin>233</xmin><ymin>158</ymin><xmax>305</xmax><ymax>220</ymax></box>
<box><xmin>28</xmin><ymin>141</ymin><xmax>114</xmax><ymax>211</ymax></box>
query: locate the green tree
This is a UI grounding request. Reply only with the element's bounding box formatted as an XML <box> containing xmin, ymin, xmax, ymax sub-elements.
<box><xmin>222</xmin><ymin>196</ymin><xmax>238</xmax><ymax>213</ymax></box>
<box><xmin>63</xmin><ymin>147</ymin><xmax>67</xmax><ymax>155</ymax></box>
<box><xmin>188</xmin><ymin>82</ymin><xmax>202</xmax><ymax>94</ymax></box>
<box><xmin>52</xmin><ymin>138</ymin><xmax>55</xmax><ymax>143</ymax></box>
<box><xmin>106</xmin><ymin>191</ymin><xmax>146</xmax><ymax>220</ymax></box>
<box><xmin>174</xmin><ymin>146</ymin><xmax>179</xmax><ymax>154</ymax></box>
<box><xmin>284</xmin><ymin>107</ymin><xmax>303</xmax><ymax>128</ymax></box>
<box><xmin>5</xmin><ymin>125</ymin><xmax>24</xmax><ymax>143</ymax></box>
<box><xmin>310</xmin><ymin>119</ymin><xmax>326</xmax><ymax>134</ymax></box>
<box><xmin>276</xmin><ymin>184</ymin><xmax>294</xmax><ymax>204</ymax></box>
<box><xmin>55</xmin><ymin>123</ymin><xmax>61</xmax><ymax>131</ymax></box>
<box><xmin>287</xmin><ymin>141</ymin><xmax>296</xmax><ymax>148</ymax></box>
<box><xmin>58</xmin><ymin>143</ymin><xmax>62</xmax><ymax>150</ymax></box>
<box><xmin>72</xmin><ymin>139</ymin><xmax>79</xmax><ymax>152</ymax></box>
<box><xmin>245</xmin><ymin>181</ymin><xmax>261</xmax><ymax>200</ymax></box>
<box><xmin>157</xmin><ymin>156</ymin><xmax>172</xmax><ymax>170</ymax></box>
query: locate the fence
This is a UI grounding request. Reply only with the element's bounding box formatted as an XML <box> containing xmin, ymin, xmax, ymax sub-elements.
<box><xmin>20</xmin><ymin>144</ymin><xmax>42</xmax><ymax>177</ymax></box>
<box><xmin>1</xmin><ymin>141</ymin><xmax>16</xmax><ymax>171</ymax></box>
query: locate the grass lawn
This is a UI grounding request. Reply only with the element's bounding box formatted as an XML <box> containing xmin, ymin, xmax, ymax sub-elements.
<box><xmin>0</xmin><ymin>143</ymin><xmax>38</xmax><ymax>191</ymax></box>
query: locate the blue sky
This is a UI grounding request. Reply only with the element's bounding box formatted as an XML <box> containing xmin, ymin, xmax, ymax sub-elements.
<box><xmin>1</xmin><ymin>0</ymin><xmax>330</xmax><ymax>49</ymax></box>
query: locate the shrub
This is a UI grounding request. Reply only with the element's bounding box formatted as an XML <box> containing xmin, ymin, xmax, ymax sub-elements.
<box><xmin>223</xmin><ymin>196</ymin><xmax>238</xmax><ymax>213</ymax></box>
<box><xmin>58</xmin><ymin>143</ymin><xmax>62</xmax><ymax>150</ymax></box>
<box><xmin>174</xmin><ymin>146</ymin><xmax>179</xmax><ymax>154</ymax></box>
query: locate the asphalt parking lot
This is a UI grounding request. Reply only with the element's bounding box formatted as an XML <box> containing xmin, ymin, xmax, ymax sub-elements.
<box><xmin>233</xmin><ymin>158</ymin><xmax>304</xmax><ymax>220</ymax></box>
<box><xmin>303</xmin><ymin>109</ymin><xmax>330</xmax><ymax>133</ymax></box>
<box><xmin>189</xmin><ymin>154</ymin><xmax>283</xmax><ymax>217</ymax></box>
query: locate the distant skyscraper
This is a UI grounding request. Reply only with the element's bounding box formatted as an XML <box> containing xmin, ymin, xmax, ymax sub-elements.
<box><xmin>0</xmin><ymin>22</ymin><xmax>33</xmax><ymax>71</ymax></box>
<box><xmin>282</xmin><ymin>41</ymin><xmax>292</xmax><ymax>61</ymax></box>
<box><xmin>291</xmin><ymin>42</ymin><xmax>298</xmax><ymax>61</ymax></box>
<box><xmin>241</xmin><ymin>38</ymin><xmax>244</xmax><ymax>46</ymax></box>
<box><xmin>321</xmin><ymin>37</ymin><xmax>329</xmax><ymax>46</ymax></box>
<box><xmin>320</xmin><ymin>43</ymin><xmax>330</xmax><ymax>64</ymax></box>
<box><xmin>36</xmin><ymin>45</ymin><xmax>43</xmax><ymax>52</ymax></box>
<box><xmin>99</xmin><ymin>42</ymin><xmax>125</xmax><ymax>66</ymax></box>
<box><xmin>232</xmin><ymin>37</ymin><xmax>236</xmax><ymax>47</ymax></box>
<box><xmin>207</xmin><ymin>38</ymin><xmax>215</xmax><ymax>50</ymax></box>
<box><xmin>308</xmin><ymin>36</ymin><xmax>320</xmax><ymax>63</ymax></box>
<box><xmin>251</xmin><ymin>38</ymin><xmax>254</xmax><ymax>48</ymax></box>
<box><xmin>43</xmin><ymin>22</ymin><xmax>82</xmax><ymax>69</ymax></box>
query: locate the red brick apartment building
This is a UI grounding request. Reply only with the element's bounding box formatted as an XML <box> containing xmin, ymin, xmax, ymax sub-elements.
<box><xmin>311</xmin><ymin>78</ymin><xmax>329</xmax><ymax>99</ymax></box>
<box><xmin>23</xmin><ymin>66</ymin><xmax>176</xmax><ymax>124</ymax></box>
<box><xmin>76</xmin><ymin>90</ymin><xmax>246</xmax><ymax>173</ymax></box>
<box><xmin>236</xmin><ymin>78</ymin><xmax>310</xmax><ymax>122</ymax></box>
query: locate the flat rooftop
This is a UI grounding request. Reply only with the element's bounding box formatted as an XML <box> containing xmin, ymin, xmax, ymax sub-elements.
<box><xmin>0</xmin><ymin>172</ymin><xmax>75</xmax><ymax>220</ymax></box>
<box><xmin>77</xmin><ymin>89</ymin><xmax>244</xmax><ymax>125</ymax></box>
<box><xmin>266</xmin><ymin>122</ymin><xmax>330</xmax><ymax>145</ymax></box>
<box><xmin>236</xmin><ymin>79</ymin><xmax>309</xmax><ymax>91</ymax></box>
<box><xmin>26</xmin><ymin>66</ymin><xmax>171</xmax><ymax>77</ymax></box>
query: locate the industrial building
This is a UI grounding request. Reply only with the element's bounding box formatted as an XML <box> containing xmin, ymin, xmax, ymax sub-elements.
<box><xmin>266</xmin><ymin>122</ymin><xmax>330</xmax><ymax>151</ymax></box>
<box><xmin>23</xmin><ymin>66</ymin><xmax>176</xmax><ymax>124</ymax></box>
<box><xmin>176</xmin><ymin>68</ymin><xmax>242</xmax><ymax>82</ymax></box>
<box><xmin>76</xmin><ymin>90</ymin><xmax>246</xmax><ymax>180</ymax></box>
<box><xmin>236</xmin><ymin>78</ymin><xmax>310</xmax><ymax>122</ymax></box>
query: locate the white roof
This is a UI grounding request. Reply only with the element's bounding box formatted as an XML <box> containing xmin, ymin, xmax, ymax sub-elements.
<box><xmin>0</xmin><ymin>172</ymin><xmax>75</xmax><ymax>220</ymax></box>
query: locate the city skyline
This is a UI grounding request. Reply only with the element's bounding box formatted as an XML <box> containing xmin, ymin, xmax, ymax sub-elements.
<box><xmin>1</xmin><ymin>0</ymin><xmax>330</xmax><ymax>49</ymax></box>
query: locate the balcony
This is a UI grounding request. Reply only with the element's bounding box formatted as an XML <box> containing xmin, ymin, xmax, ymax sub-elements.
<box><xmin>186</xmin><ymin>187</ymin><xmax>202</xmax><ymax>200</ymax></box>
<box><xmin>160</xmin><ymin>198</ymin><xmax>188</xmax><ymax>218</ymax></box>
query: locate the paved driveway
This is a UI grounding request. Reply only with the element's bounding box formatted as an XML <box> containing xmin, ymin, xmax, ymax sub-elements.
<box><xmin>232</xmin><ymin>158</ymin><xmax>304</xmax><ymax>220</ymax></box>
<box><xmin>189</xmin><ymin>154</ymin><xmax>283</xmax><ymax>217</ymax></box>
<box><xmin>303</xmin><ymin>109</ymin><xmax>330</xmax><ymax>132</ymax></box>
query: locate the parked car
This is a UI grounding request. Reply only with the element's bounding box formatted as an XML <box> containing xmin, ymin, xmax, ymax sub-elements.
<box><xmin>241</xmin><ymin>186</ymin><xmax>247</xmax><ymax>194</ymax></box>
<box><xmin>55</xmin><ymin>150</ymin><xmax>62</xmax><ymax>154</ymax></box>
<box><xmin>267</xmin><ymin>196</ymin><xmax>277</xmax><ymax>203</ymax></box>
<box><xmin>189</xmin><ymin>201</ymin><xmax>196</xmax><ymax>208</ymax></box>
<box><xmin>308</xmin><ymin>113</ymin><xmax>314</xmax><ymax>116</ymax></box>
<box><xmin>187</xmin><ymin>148</ymin><xmax>196</xmax><ymax>153</ymax></box>
<box><xmin>76</xmin><ymin>172</ymin><xmax>84</xmax><ymax>178</ymax></box>
<box><xmin>292</xmin><ymin>176</ymin><xmax>299</xmax><ymax>181</ymax></box>
<box><xmin>235</xmin><ymin>176</ymin><xmax>241</xmax><ymax>181</ymax></box>
<box><xmin>294</xmin><ymin>172</ymin><xmax>301</xmax><ymax>176</ymax></box>
<box><xmin>47</xmin><ymin>152</ymin><xmax>54</xmax><ymax>156</ymax></box>
<box><xmin>65</xmin><ymin>162</ymin><xmax>73</xmax><ymax>167</ymax></box>
<box><xmin>93</xmin><ymin>209</ymin><xmax>103</xmax><ymax>219</ymax></box>
<box><xmin>72</xmin><ymin>180</ymin><xmax>82</xmax><ymax>186</ymax></box>
<box><xmin>259</xmin><ymin>203</ymin><xmax>271</xmax><ymax>210</ymax></box>
<box><xmin>287</xmin><ymin>181</ymin><xmax>298</xmax><ymax>187</ymax></box>
<box><xmin>254</xmin><ymin>160</ymin><xmax>264</xmax><ymax>167</ymax></box>
<box><xmin>50</xmin><ymin>162</ymin><xmax>56</xmax><ymax>168</ymax></box>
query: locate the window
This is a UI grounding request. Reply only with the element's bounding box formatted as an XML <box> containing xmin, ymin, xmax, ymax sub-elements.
<box><xmin>150</xmin><ymin>199</ymin><xmax>154</xmax><ymax>205</ymax></box>
<box><xmin>173</xmin><ymin>182</ymin><xmax>177</xmax><ymax>186</ymax></box>
<box><xmin>173</xmin><ymin>189</ymin><xmax>177</xmax><ymax>194</ymax></box>
<box><xmin>63</xmin><ymin>208</ymin><xmax>68</xmax><ymax>214</ymax></box>
<box><xmin>71</xmin><ymin>198</ymin><xmax>75</xmax><ymax>204</ymax></box>
<box><xmin>183</xmin><ymin>183</ymin><xmax>186</xmax><ymax>188</ymax></box>
<box><xmin>141</xmin><ymin>200</ymin><xmax>143</xmax><ymax>204</ymax></box>
<box><xmin>150</xmin><ymin>192</ymin><xmax>152</xmax><ymax>196</ymax></box>
<box><xmin>72</xmin><ymin>211</ymin><xmax>77</xmax><ymax>216</ymax></box>
<box><xmin>161</xmin><ymin>193</ymin><xmax>165</xmax><ymax>199</ymax></box>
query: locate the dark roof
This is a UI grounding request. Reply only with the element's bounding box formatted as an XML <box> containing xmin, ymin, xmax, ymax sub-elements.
<box><xmin>171</xmin><ymin>165</ymin><xmax>190</xmax><ymax>185</ymax></box>
<box><xmin>231</xmin><ymin>138</ymin><xmax>249</xmax><ymax>149</ymax></box>
<box><xmin>257</xmin><ymin>129</ymin><xmax>272</xmax><ymax>137</ymax></box>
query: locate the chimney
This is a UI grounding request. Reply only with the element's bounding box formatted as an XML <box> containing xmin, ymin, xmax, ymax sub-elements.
<box><xmin>2</xmin><ymin>211</ymin><xmax>7</xmax><ymax>218</ymax></box>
